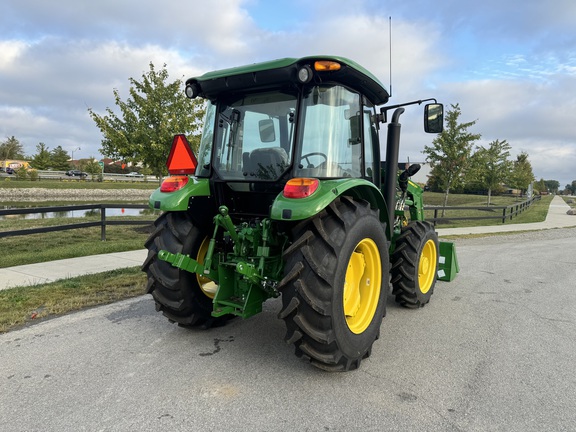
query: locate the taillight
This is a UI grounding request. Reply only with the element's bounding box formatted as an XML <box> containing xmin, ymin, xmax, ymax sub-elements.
<box><xmin>160</xmin><ymin>176</ymin><xmax>189</xmax><ymax>193</ymax></box>
<box><xmin>283</xmin><ymin>178</ymin><xmax>319</xmax><ymax>198</ymax></box>
<box><xmin>166</xmin><ymin>134</ymin><xmax>198</xmax><ymax>175</ymax></box>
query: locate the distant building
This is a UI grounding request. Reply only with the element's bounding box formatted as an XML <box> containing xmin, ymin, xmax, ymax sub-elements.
<box><xmin>1</xmin><ymin>159</ymin><xmax>30</xmax><ymax>170</ymax></box>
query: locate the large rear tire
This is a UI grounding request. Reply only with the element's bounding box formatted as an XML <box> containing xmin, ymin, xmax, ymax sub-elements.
<box><xmin>391</xmin><ymin>221</ymin><xmax>439</xmax><ymax>308</ymax></box>
<box><xmin>278</xmin><ymin>197</ymin><xmax>389</xmax><ymax>371</ymax></box>
<box><xmin>142</xmin><ymin>211</ymin><xmax>229</xmax><ymax>328</ymax></box>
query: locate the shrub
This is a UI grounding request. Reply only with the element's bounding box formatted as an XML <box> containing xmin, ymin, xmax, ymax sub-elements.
<box><xmin>28</xmin><ymin>169</ymin><xmax>39</xmax><ymax>181</ymax></box>
<box><xmin>15</xmin><ymin>167</ymin><xmax>28</xmax><ymax>180</ymax></box>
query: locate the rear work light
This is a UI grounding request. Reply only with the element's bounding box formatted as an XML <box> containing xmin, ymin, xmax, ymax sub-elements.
<box><xmin>166</xmin><ymin>134</ymin><xmax>198</xmax><ymax>175</ymax></box>
<box><xmin>160</xmin><ymin>176</ymin><xmax>189</xmax><ymax>193</ymax></box>
<box><xmin>283</xmin><ymin>178</ymin><xmax>319</xmax><ymax>198</ymax></box>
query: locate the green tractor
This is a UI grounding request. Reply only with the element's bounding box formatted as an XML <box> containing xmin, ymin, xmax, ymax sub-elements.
<box><xmin>143</xmin><ymin>56</ymin><xmax>453</xmax><ymax>371</ymax></box>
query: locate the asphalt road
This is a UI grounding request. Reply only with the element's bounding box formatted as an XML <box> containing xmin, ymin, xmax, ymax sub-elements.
<box><xmin>1</xmin><ymin>228</ymin><xmax>575</xmax><ymax>432</ymax></box>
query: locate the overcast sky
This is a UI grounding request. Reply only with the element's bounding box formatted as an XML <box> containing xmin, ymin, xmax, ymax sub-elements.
<box><xmin>1</xmin><ymin>0</ymin><xmax>575</xmax><ymax>186</ymax></box>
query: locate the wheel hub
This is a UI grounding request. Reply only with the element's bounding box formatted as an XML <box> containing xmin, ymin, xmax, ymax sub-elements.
<box><xmin>342</xmin><ymin>238</ymin><xmax>381</xmax><ymax>334</ymax></box>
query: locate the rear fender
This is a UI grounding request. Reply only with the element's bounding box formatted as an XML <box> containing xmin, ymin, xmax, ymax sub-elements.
<box><xmin>270</xmin><ymin>178</ymin><xmax>391</xmax><ymax>238</ymax></box>
<box><xmin>148</xmin><ymin>177</ymin><xmax>210</xmax><ymax>211</ymax></box>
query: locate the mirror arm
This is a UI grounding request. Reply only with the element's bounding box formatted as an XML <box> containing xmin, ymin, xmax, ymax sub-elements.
<box><xmin>378</xmin><ymin>98</ymin><xmax>437</xmax><ymax>124</ymax></box>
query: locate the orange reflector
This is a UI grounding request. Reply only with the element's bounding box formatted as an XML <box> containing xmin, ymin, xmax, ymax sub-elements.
<box><xmin>314</xmin><ymin>61</ymin><xmax>341</xmax><ymax>71</ymax></box>
<box><xmin>160</xmin><ymin>176</ymin><xmax>189</xmax><ymax>193</ymax></box>
<box><xmin>283</xmin><ymin>178</ymin><xmax>319</xmax><ymax>198</ymax></box>
<box><xmin>166</xmin><ymin>134</ymin><xmax>198</xmax><ymax>175</ymax></box>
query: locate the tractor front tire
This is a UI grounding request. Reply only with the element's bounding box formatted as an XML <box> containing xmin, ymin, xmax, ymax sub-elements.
<box><xmin>391</xmin><ymin>221</ymin><xmax>439</xmax><ymax>308</ymax></box>
<box><xmin>142</xmin><ymin>211</ymin><xmax>228</xmax><ymax>328</ymax></box>
<box><xmin>278</xmin><ymin>197</ymin><xmax>389</xmax><ymax>371</ymax></box>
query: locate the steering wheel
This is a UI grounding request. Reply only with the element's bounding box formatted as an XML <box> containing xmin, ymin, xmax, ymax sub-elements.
<box><xmin>300</xmin><ymin>152</ymin><xmax>328</xmax><ymax>168</ymax></box>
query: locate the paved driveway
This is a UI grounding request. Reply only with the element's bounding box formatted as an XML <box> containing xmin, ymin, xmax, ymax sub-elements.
<box><xmin>1</xmin><ymin>228</ymin><xmax>575</xmax><ymax>431</ymax></box>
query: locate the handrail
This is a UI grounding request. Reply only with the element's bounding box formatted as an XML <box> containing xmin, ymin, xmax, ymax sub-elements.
<box><xmin>0</xmin><ymin>203</ymin><xmax>152</xmax><ymax>240</ymax></box>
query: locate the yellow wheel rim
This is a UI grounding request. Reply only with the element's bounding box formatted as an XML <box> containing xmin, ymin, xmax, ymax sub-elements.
<box><xmin>342</xmin><ymin>238</ymin><xmax>382</xmax><ymax>334</ymax></box>
<box><xmin>418</xmin><ymin>239</ymin><xmax>437</xmax><ymax>294</ymax></box>
<box><xmin>197</xmin><ymin>237</ymin><xmax>217</xmax><ymax>299</ymax></box>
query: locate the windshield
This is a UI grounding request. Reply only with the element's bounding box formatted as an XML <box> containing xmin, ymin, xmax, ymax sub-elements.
<box><xmin>211</xmin><ymin>91</ymin><xmax>297</xmax><ymax>181</ymax></box>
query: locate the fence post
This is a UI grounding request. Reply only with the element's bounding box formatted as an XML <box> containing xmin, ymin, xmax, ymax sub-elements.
<box><xmin>101</xmin><ymin>206</ymin><xmax>106</xmax><ymax>241</ymax></box>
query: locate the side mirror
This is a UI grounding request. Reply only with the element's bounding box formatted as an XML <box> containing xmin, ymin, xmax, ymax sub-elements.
<box><xmin>258</xmin><ymin>119</ymin><xmax>276</xmax><ymax>142</ymax></box>
<box><xmin>424</xmin><ymin>103</ymin><xmax>443</xmax><ymax>133</ymax></box>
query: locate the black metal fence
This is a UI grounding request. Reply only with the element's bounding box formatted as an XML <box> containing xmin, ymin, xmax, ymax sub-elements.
<box><xmin>425</xmin><ymin>195</ymin><xmax>541</xmax><ymax>226</ymax></box>
<box><xmin>0</xmin><ymin>204</ymin><xmax>152</xmax><ymax>241</ymax></box>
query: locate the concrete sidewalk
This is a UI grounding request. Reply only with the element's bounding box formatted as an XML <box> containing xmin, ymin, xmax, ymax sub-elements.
<box><xmin>0</xmin><ymin>196</ymin><xmax>574</xmax><ymax>291</ymax></box>
<box><xmin>0</xmin><ymin>249</ymin><xmax>148</xmax><ymax>291</ymax></box>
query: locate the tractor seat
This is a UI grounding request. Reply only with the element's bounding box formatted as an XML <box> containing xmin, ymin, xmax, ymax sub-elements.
<box><xmin>246</xmin><ymin>147</ymin><xmax>288</xmax><ymax>180</ymax></box>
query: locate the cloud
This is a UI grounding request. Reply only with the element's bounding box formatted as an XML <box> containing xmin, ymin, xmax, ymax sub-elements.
<box><xmin>0</xmin><ymin>0</ymin><xmax>575</xmax><ymax>186</ymax></box>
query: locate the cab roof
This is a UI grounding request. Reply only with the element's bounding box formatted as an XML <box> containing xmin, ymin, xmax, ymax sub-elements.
<box><xmin>186</xmin><ymin>56</ymin><xmax>390</xmax><ymax>106</ymax></box>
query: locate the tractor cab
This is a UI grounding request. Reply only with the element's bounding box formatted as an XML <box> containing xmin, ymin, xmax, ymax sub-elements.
<box><xmin>167</xmin><ymin>57</ymin><xmax>391</xmax><ymax>220</ymax></box>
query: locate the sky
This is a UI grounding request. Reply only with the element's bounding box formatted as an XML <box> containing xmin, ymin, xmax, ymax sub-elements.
<box><xmin>1</xmin><ymin>0</ymin><xmax>575</xmax><ymax>187</ymax></box>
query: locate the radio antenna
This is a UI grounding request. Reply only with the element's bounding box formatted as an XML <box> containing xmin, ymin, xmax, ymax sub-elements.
<box><xmin>389</xmin><ymin>16</ymin><xmax>393</xmax><ymax>98</ymax></box>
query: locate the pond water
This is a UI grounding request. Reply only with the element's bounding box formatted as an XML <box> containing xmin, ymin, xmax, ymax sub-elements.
<box><xmin>0</xmin><ymin>206</ymin><xmax>159</xmax><ymax>220</ymax></box>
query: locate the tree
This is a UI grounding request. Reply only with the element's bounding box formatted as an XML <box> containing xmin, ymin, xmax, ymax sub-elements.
<box><xmin>566</xmin><ymin>181</ymin><xmax>576</xmax><ymax>195</ymax></box>
<box><xmin>508</xmin><ymin>151</ymin><xmax>535</xmax><ymax>196</ymax></box>
<box><xmin>423</xmin><ymin>103</ymin><xmax>481</xmax><ymax>214</ymax></box>
<box><xmin>30</xmin><ymin>143</ymin><xmax>52</xmax><ymax>169</ymax></box>
<box><xmin>50</xmin><ymin>146</ymin><xmax>71</xmax><ymax>171</ymax></box>
<box><xmin>544</xmin><ymin>180</ymin><xmax>560</xmax><ymax>194</ymax></box>
<box><xmin>88</xmin><ymin>62</ymin><xmax>205</xmax><ymax>183</ymax></box>
<box><xmin>0</xmin><ymin>136</ymin><xmax>25</xmax><ymax>160</ymax></box>
<box><xmin>83</xmin><ymin>157</ymin><xmax>103</xmax><ymax>181</ymax></box>
<box><xmin>535</xmin><ymin>178</ymin><xmax>547</xmax><ymax>194</ymax></box>
<box><xmin>469</xmin><ymin>139</ymin><xmax>512</xmax><ymax>205</ymax></box>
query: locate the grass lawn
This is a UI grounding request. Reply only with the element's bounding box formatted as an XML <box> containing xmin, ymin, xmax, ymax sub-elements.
<box><xmin>562</xmin><ymin>196</ymin><xmax>576</xmax><ymax>208</ymax></box>
<box><xmin>0</xmin><ymin>267</ymin><xmax>147</xmax><ymax>333</ymax></box>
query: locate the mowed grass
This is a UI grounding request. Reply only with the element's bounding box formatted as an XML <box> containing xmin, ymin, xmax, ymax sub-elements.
<box><xmin>0</xmin><ymin>267</ymin><xmax>147</xmax><ymax>333</ymax></box>
<box><xmin>0</xmin><ymin>219</ymin><xmax>155</xmax><ymax>268</ymax></box>
<box><xmin>562</xmin><ymin>196</ymin><xmax>576</xmax><ymax>208</ymax></box>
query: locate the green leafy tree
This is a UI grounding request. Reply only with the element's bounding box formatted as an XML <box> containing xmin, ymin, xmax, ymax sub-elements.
<box><xmin>50</xmin><ymin>146</ymin><xmax>71</xmax><ymax>171</ymax></box>
<box><xmin>84</xmin><ymin>157</ymin><xmax>103</xmax><ymax>180</ymax></box>
<box><xmin>535</xmin><ymin>178</ymin><xmax>547</xmax><ymax>194</ymax></box>
<box><xmin>508</xmin><ymin>151</ymin><xmax>535</xmax><ymax>196</ymax></box>
<box><xmin>544</xmin><ymin>180</ymin><xmax>560</xmax><ymax>194</ymax></box>
<box><xmin>565</xmin><ymin>181</ymin><xmax>576</xmax><ymax>195</ymax></box>
<box><xmin>31</xmin><ymin>142</ymin><xmax>52</xmax><ymax>169</ymax></box>
<box><xmin>469</xmin><ymin>139</ymin><xmax>512</xmax><ymax>205</ymax></box>
<box><xmin>88</xmin><ymin>62</ymin><xmax>205</xmax><ymax>183</ymax></box>
<box><xmin>423</xmin><ymin>103</ymin><xmax>481</xmax><ymax>215</ymax></box>
<box><xmin>1</xmin><ymin>136</ymin><xmax>26</xmax><ymax>160</ymax></box>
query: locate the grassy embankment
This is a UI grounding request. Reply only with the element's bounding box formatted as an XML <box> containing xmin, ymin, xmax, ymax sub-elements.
<box><xmin>0</xmin><ymin>183</ymin><xmax>553</xmax><ymax>333</ymax></box>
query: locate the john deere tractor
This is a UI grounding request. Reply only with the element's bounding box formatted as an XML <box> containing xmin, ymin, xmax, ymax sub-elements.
<box><xmin>143</xmin><ymin>56</ymin><xmax>453</xmax><ymax>371</ymax></box>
